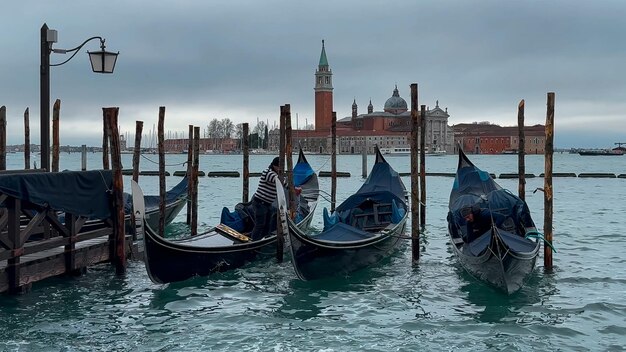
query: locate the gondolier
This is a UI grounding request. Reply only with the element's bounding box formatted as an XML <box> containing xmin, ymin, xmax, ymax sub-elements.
<box><xmin>251</xmin><ymin>157</ymin><xmax>300</xmax><ymax>241</ymax></box>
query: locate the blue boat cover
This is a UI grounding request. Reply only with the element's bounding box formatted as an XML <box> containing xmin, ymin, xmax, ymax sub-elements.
<box><xmin>0</xmin><ymin>170</ymin><xmax>113</xmax><ymax>219</ymax></box>
<box><xmin>122</xmin><ymin>176</ymin><xmax>188</xmax><ymax>214</ymax></box>
<box><xmin>314</xmin><ymin>222</ymin><xmax>375</xmax><ymax>242</ymax></box>
<box><xmin>293</xmin><ymin>158</ymin><xmax>314</xmax><ymax>187</ymax></box>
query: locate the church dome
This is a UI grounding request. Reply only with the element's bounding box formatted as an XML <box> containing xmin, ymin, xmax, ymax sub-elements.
<box><xmin>384</xmin><ymin>85</ymin><xmax>407</xmax><ymax>114</ymax></box>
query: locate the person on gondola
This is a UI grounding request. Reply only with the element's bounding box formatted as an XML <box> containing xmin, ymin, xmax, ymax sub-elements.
<box><xmin>251</xmin><ymin>157</ymin><xmax>301</xmax><ymax>241</ymax></box>
<box><xmin>460</xmin><ymin>204</ymin><xmax>507</xmax><ymax>243</ymax></box>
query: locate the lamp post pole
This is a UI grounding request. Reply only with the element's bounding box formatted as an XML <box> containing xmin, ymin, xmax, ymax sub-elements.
<box><xmin>40</xmin><ymin>24</ymin><xmax>51</xmax><ymax>171</ymax></box>
<box><xmin>38</xmin><ymin>23</ymin><xmax>118</xmax><ymax>171</ymax></box>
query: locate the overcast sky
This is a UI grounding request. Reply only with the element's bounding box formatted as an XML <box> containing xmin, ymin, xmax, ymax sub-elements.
<box><xmin>1</xmin><ymin>0</ymin><xmax>625</xmax><ymax>148</ymax></box>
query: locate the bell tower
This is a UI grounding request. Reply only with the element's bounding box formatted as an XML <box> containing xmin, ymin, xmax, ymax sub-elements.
<box><xmin>314</xmin><ymin>40</ymin><xmax>333</xmax><ymax>131</ymax></box>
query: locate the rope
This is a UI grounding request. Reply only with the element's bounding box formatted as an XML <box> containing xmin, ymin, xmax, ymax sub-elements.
<box><xmin>140</xmin><ymin>153</ymin><xmax>188</xmax><ymax>167</ymax></box>
<box><xmin>316</xmin><ymin>156</ymin><xmax>332</xmax><ymax>173</ymax></box>
<box><xmin>98</xmin><ymin>170</ymin><xmax>112</xmax><ymax>194</ymax></box>
<box><xmin>525</xmin><ymin>230</ymin><xmax>557</xmax><ymax>253</ymax></box>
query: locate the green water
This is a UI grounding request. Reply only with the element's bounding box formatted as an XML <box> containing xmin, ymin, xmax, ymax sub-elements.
<box><xmin>1</xmin><ymin>153</ymin><xmax>625</xmax><ymax>351</ymax></box>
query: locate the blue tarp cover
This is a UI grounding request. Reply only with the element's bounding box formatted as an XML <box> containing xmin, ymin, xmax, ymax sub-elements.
<box><xmin>0</xmin><ymin>170</ymin><xmax>113</xmax><ymax>219</ymax></box>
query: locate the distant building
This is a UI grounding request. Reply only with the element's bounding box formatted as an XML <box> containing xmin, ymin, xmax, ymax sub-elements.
<box><xmin>268</xmin><ymin>41</ymin><xmax>454</xmax><ymax>154</ymax></box>
<box><xmin>453</xmin><ymin>123</ymin><xmax>546</xmax><ymax>154</ymax></box>
<box><xmin>162</xmin><ymin>137</ymin><xmax>238</xmax><ymax>153</ymax></box>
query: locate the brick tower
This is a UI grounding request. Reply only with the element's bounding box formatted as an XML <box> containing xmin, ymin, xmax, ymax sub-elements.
<box><xmin>314</xmin><ymin>40</ymin><xmax>333</xmax><ymax>131</ymax></box>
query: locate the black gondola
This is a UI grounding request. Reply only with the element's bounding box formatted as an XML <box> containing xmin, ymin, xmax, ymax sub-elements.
<box><xmin>128</xmin><ymin>176</ymin><xmax>188</xmax><ymax>232</ymax></box>
<box><xmin>137</xmin><ymin>149</ymin><xmax>319</xmax><ymax>284</ymax></box>
<box><xmin>287</xmin><ymin>146</ymin><xmax>408</xmax><ymax>280</ymax></box>
<box><xmin>447</xmin><ymin>148</ymin><xmax>540</xmax><ymax>294</ymax></box>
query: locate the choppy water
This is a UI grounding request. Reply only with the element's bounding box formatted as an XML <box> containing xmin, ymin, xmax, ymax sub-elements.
<box><xmin>1</xmin><ymin>152</ymin><xmax>625</xmax><ymax>351</ymax></box>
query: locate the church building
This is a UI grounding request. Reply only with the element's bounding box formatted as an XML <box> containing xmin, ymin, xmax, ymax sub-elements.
<box><xmin>269</xmin><ymin>41</ymin><xmax>454</xmax><ymax>154</ymax></box>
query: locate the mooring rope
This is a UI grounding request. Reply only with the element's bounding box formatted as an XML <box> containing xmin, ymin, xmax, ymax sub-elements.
<box><xmin>140</xmin><ymin>153</ymin><xmax>188</xmax><ymax>167</ymax></box>
<box><xmin>525</xmin><ymin>230</ymin><xmax>557</xmax><ymax>253</ymax></box>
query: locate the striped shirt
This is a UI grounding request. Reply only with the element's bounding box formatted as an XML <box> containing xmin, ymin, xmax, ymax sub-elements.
<box><xmin>254</xmin><ymin>167</ymin><xmax>286</xmax><ymax>204</ymax></box>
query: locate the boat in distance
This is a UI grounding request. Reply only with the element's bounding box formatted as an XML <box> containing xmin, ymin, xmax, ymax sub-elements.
<box><xmin>138</xmin><ymin>149</ymin><xmax>319</xmax><ymax>284</ymax></box>
<box><xmin>447</xmin><ymin>148</ymin><xmax>540</xmax><ymax>294</ymax></box>
<box><xmin>380</xmin><ymin>146</ymin><xmax>446</xmax><ymax>156</ymax></box>
<box><xmin>287</xmin><ymin>146</ymin><xmax>408</xmax><ymax>281</ymax></box>
<box><xmin>578</xmin><ymin>148</ymin><xmax>624</xmax><ymax>156</ymax></box>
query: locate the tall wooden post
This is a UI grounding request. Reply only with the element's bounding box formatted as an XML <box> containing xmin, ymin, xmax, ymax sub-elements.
<box><xmin>242</xmin><ymin>123</ymin><xmax>250</xmax><ymax>203</ymax></box>
<box><xmin>51</xmin><ymin>99</ymin><xmax>60</xmax><ymax>172</ymax></box>
<box><xmin>130</xmin><ymin>121</ymin><xmax>143</xmax><ymax>240</ymax></box>
<box><xmin>276</xmin><ymin>106</ymin><xmax>286</xmax><ymax>262</ymax></box>
<box><xmin>285</xmin><ymin>105</ymin><xmax>296</xmax><ymax>219</ymax></box>
<box><xmin>81</xmin><ymin>145</ymin><xmax>87</xmax><ymax>171</ymax></box>
<box><xmin>410</xmin><ymin>84</ymin><xmax>420</xmax><ymax>261</ymax></box>
<box><xmin>279</xmin><ymin>106</ymin><xmax>286</xmax><ymax>178</ymax></box>
<box><xmin>157</xmin><ymin>107</ymin><xmax>166</xmax><ymax>237</ymax></box>
<box><xmin>191</xmin><ymin>126</ymin><xmax>200</xmax><ymax>237</ymax></box>
<box><xmin>133</xmin><ymin>121</ymin><xmax>144</xmax><ymax>183</ymax></box>
<box><xmin>186</xmin><ymin>125</ymin><xmax>194</xmax><ymax>225</ymax></box>
<box><xmin>419</xmin><ymin>105</ymin><xmax>427</xmax><ymax>228</ymax></box>
<box><xmin>361</xmin><ymin>148</ymin><xmax>367</xmax><ymax>178</ymax></box>
<box><xmin>104</xmin><ymin>107</ymin><xmax>125</xmax><ymax>274</ymax></box>
<box><xmin>0</xmin><ymin>106</ymin><xmax>6</xmax><ymax>171</ymax></box>
<box><xmin>24</xmin><ymin>108</ymin><xmax>30</xmax><ymax>170</ymax></box>
<box><xmin>518</xmin><ymin>99</ymin><xmax>526</xmax><ymax>201</ymax></box>
<box><xmin>544</xmin><ymin>93</ymin><xmax>555</xmax><ymax>271</ymax></box>
<box><xmin>102</xmin><ymin>112</ymin><xmax>110</xmax><ymax>170</ymax></box>
<box><xmin>331</xmin><ymin>112</ymin><xmax>337</xmax><ymax>213</ymax></box>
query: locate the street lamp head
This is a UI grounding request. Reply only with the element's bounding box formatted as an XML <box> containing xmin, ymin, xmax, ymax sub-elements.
<box><xmin>88</xmin><ymin>39</ymin><xmax>118</xmax><ymax>74</ymax></box>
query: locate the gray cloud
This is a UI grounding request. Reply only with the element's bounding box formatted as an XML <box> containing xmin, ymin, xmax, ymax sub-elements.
<box><xmin>1</xmin><ymin>0</ymin><xmax>625</xmax><ymax>148</ymax></box>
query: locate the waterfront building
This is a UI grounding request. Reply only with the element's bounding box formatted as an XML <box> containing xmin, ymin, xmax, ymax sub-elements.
<box><xmin>453</xmin><ymin>123</ymin><xmax>546</xmax><ymax>154</ymax></box>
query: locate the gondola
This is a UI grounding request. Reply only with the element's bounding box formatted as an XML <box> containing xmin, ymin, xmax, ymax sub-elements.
<box><xmin>447</xmin><ymin>148</ymin><xmax>540</xmax><ymax>294</ymax></box>
<box><xmin>125</xmin><ymin>175</ymin><xmax>188</xmax><ymax>232</ymax></box>
<box><xmin>137</xmin><ymin>149</ymin><xmax>319</xmax><ymax>284</ymax></box>
<box><xmin>287</xmin><ymin>146</ymin><xmax>408</xmax><ymax>281</ymax></box>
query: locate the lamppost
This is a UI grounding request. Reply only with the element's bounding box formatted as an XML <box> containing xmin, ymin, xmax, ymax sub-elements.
<box><xmin>40</xmin><ymin>23</ymin><xmax>119</xmax><ymax>171</ymax></box>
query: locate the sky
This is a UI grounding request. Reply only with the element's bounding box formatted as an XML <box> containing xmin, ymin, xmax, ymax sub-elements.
<box><xmin>1</xmin><ymin>0</ymin><xmax>625</xmax><ymax>148</ymax></box>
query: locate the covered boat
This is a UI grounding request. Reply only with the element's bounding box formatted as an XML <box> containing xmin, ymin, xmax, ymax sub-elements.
<box><xmin>138</xmin><ymin>149</ymin><xmax>319</xmax><ymax>284</ymax></box>
<box><xmin>287</xmin><ymin>146</ymin><xmax>408</xmax><ymax>280</ymax></box>
<box><xmin>447</xmin><ymin>148</ymin><xmax>540</xmax><ymax>294</ymax></box>
<box><xmin>123</xmin><ymin>176</ymin><xmax>188</xmax><ymax>232</ymax></box>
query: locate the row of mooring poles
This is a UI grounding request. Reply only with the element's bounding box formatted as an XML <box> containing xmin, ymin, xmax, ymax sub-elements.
<box><xmin>409</xmin><ymin>83</ymin><xmax>427</xmax><ymax>262</ymax></box>
<box><xmin>515</xmin><ymin>94</ymin><xmax>554</xmax><ymax>271</ymax></box>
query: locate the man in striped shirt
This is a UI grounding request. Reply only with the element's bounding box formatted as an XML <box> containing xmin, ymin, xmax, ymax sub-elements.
<box><xmin>251</xmin><ymin>157</ymin><xmax>286</xmax><ymax>240</ymax></box>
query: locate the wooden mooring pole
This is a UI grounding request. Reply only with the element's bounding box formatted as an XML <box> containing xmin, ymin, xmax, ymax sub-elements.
<box><xmin>518</xmin><ymin>99</ymin><xmax>526</xmax><ymax>201</ymax></box>
<box><xmin>331</xmin><ymin>112</ymin><xmax>337</xmax><ymax>213</ymax></box>
<box><xmin>24</xmin><ymin>108</ymin><xmax>30</xmax><ymax>170</ymax></box>
<box><xmin>0</xmin><ymin>106</ymin><xmax>6</xmax><ymax>171</ymax></box>
<box><xmin>191</xmin><ymin>126</ymin><xmax>200</xmax><ymax>237</ymax></box>
<box><xmin>81</xmin><ymin>145</ymin><xmax>87</xmax><ymax>171</ymax></box>
<box><xmin>186</xmin><ymin>125</ymin><xmax>193</xmax><ymax>225</ymax></box>
<box><xmin>285</xmin><ymin>105</ymin><xmax>296</xmax><ymax>219</ymax></box>
<box><xmin>52</xmin><ymin>99</ymin><xmax>60</xmax><ymax>172</ymax></box>
<box><xmin>544</xmin><ymin>93</ymin><xmax>555</xmax><ymax>271</ymax></box>
<box><xmin>410</xmin><ymin>83</ymin><xmax>420</xmax><ymax>261</ymax></box>
<box><xmin>242</xmin><ymin>123</ymin><xmax>250</xmax><ymax>203</ymax></box>
<box><xmin>419</xmin><ymin>105</ymin><xmax>427</xmax><ymax>228</ymax></box>
<box><xmin>361</xmin><ymin>147</ymin><xmax>367</xmax><ymax>178</ymax></box>
<box><xmin>158</xmin><ymin>107</ymin><xmax>166</xmax><ymax>238</ymax></box>
<box><xmin>104</xmin><ymin>107</ymin><xmax>126</xmax><ymax>274</ymax></box>
<box><xmin>102</xmin><ymin>110</ymin><xmax>110</xmax><ymax>170</ymax></box>
<box><xmin>276</xmin><ymin>105</ymin><xmax>286</xmax><ymax>262</ymax></box>
<box><xmin>133</xmin><ymin>121</ymin><xmax>144</xmax><ymax>183</ymax></box>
